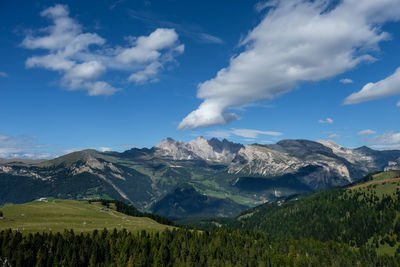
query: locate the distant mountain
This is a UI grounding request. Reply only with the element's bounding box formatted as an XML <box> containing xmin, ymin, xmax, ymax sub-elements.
<box><xmin>1</xmin><ymin>137</ymin><xmax>399</xmax><ymax>218</ymax></box>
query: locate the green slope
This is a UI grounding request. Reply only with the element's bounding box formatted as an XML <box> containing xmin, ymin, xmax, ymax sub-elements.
<box><xmin>190</xmin><ymin>171</ymin><xmax>400</xmax><ymax>256</ymax></box>
<box><xmin>0</xmin><ymin>199</ymin><xmax>173</xmax><ymax>233</ymax></box>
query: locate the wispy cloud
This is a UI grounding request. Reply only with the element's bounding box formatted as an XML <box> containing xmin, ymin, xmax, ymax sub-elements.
<box><xmin>126</xmin><ymin>9</ymin><xmax>223</xmax><ymax>44</ymax></box>
<box><xmin>22</xmin><ymin>4</ymin><xmax>184</xmax><ymax>96</ymax></box>
<box><xmin>328</xmin><ymin>133</ymin><xmax>340</xmax><ymax>139</ymax></box>
<box><xmin>0</xmin><ymin>72</ymin><xmax>7</xmax><ymax>78</ymax></box>
<box><xmin>339</xmin><ymin>78</ymin><xmax>353</xmax><ymax>84</ymax></box>
<box><xmin>231</xmin><ymin>128</ymin><xmax>282</xmax><ymax>138</ymax></box>
<box><xmin>110</xmin><ymin>0</ymin><xmax>126</xmax><ymax>10</ymax></box>
<box><xmin>178</xmin><ymin>0</ymin><xmax>400</xmax><ymax>130</ymax></box>
<box><xmin>254</xmin><ymin>1</ymin><xmax>278</xmax><ymax>13</ymax></box>
<box><xmin>0</xmin><ymin>134</ymin><xmax>51</xmax><ymax>159</ymax></box>
<box><xmin>345</xmin><ymin>67</ymin><xmax>400</xmax><ymax>105</ymax></box>
<box><xmin>357</xmin><ymin>129</ymin><xmax>376</xmax><ymax>136</ymax></box>
<box><xmin>318</xmin><ymin>118</ymin><xmax>333</xmax><ymax>124</ymax></box>
<box><xmin>97</xmin><ymin>147</ymin><xmax>112</xmax><ymax>152</ymax></box>
<box><xmin>368</xmin><ymin>131</ymin><xmax>400</xmax><ymax>150</ymax></box>
<box><xmin>207</xmin><ymin>128</ymin><xmax>282</xmax><ymax>140</ymax></box>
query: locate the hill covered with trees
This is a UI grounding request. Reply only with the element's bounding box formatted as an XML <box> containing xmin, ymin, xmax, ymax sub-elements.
<box><xmin>212</xmin><ymin>170</ymin><xmax>400</xmax><ymax>256</ymax></box>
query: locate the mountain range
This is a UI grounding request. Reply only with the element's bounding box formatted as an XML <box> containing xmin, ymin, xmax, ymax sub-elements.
<box><xmin>1</xmin><ymin>137</ymin><xmax>399</xmax><ymax>219</ymax></box>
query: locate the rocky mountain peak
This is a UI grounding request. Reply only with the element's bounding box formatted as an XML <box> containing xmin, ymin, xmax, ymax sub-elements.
<box><xmin>155</xmin><ymin>137</ymin><xmax>242</xmax><ymax>162</ymax></box>
<box><xmin>354</xmin><ymin>146</ymin><xmax>376</xmax><ymax>155</ymax></box>
<box><xmin>155</xmin><ymin>138</ymin><xmax>194</xmax><ymax>160</ymax></box>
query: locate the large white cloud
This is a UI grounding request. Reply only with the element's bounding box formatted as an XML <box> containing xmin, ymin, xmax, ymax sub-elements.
<box><xmin>22</xmin><ymin>4</ymin><xmax>184</xmax><ymax>96</ymax></box>
<box><xmin>178</xmin><ymin>0</ymin><xmax>400</xmax><ymax>130</ymax></box>
<box><xmin>344</xmin><ymin>67</ymin><xmax>400</xmax><ymax>105</ymax></box>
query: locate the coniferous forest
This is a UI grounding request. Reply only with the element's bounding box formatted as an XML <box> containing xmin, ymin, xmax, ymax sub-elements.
<box><xmin>1</xmin><ymin>228</ymin><xmax>398</xmax><ymax>267</ymax></box>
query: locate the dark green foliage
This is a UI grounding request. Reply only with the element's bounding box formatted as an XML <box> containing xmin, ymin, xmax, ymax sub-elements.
<box><xmin>222</xmin><ymin>185</ymin><xmax>400</xmax><ymax>249</ymax></box>
<box><xmin>90</xmin><ymin>199</ymin><xmax>175</xmax><ymax>226</ymax></box>
<box><xmin>151</xmin><ymin>185</ymin><xmax>247</xmax><ymax>219</ymax></box>
<box><xmin>0</xmin><ymin>228</ymin><xmax>396</xmax><ymax>267</ymax></box>
<box><xmin>0</xmin><ymin>210</ymin><xmax>2</xmax><ymax>217</ymax></box>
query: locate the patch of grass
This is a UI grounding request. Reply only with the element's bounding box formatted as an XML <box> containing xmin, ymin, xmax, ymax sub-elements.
<box><xmin>349</xmin><ymin>180</ymin><xmax>400</xmax><ymax>199</ymax></box>
<box><xmin>372</xmin><ymin>170</ymin><xmax>400</xmax><ymax>181</ymax></box>
<box><xmin>0</xmin><ymin>199</ymin><xmax>173</xmax><ymax>233</ymax></box>
<box><xmin>189</xmin><ymin>180</ymin><xmax>259</xmax><ymax>207</ymax></box>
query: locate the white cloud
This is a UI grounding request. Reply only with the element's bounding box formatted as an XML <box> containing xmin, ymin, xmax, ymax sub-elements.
<box><xmin>97</xmin><ymin>147</ymin><xmax>112</xmax><ymax>152</ymax></box>
<box><xmin>128</xmin><ymin>61</ymin><xmax>162</xmax><ymax>83</ymax></box>
<box><xmin>369</xmin><ymin>131</ymin><xmax>400</xmax><ymax>150</ymax></box>
<box><xmin>207</xmin><ymin>128</ymin><xmax>282</xmax><ymax>139</ymax></box>
<box><xmin>357</xmin><ymin>129</ymin><xmax>376</xmax><ymax>136</ymax></box>
<box><xmin>318</xmin><ymin>118</ymin><xmax>333</xmax><ymax>124</ymax></box>
<box><xmin>0</xmin><ymin>134</ymin><xmax>51</xmax><ymax>159</ymax></box>
<box><xmin>328</xmin><ymin>133</ymin><xmax>340</xmax><ymax>139</ymax></box>
<box><xmin>86</xmin><ymin>81</ymin><xmax>120</xmax><ymax>96</ymax></box>
<box><xmin>344</xmin><ymin>67</ymin><xmax>400</xmax><ymax>105</ymax></box>
<box><xmin>178</xmin><ymin>0</ymin><xmax>400</xmax><ymax>130</ymax></box>
<box><xmin>116</xmin><ymin>28</ymin><xmax>179</xmax><ymax>64</ymax></box>
<box><xmin>22</xmin><ymin>4</ymin><xmax>183</xmax><ymax>96</ymax></box>
<box><xmin>397</xmin><ymin>100</ymin><xmax>400</xmax><ymax>107</ymax></box>
<box><xmin>197</xmin><ymin>33</ymin><xmax>224</xmax><ymax>44</ymax></box>
<box><xmin>340</xmin><ymin>78</ymin><xmax>353</xmax><ymax>84</ymax></box>
<box><xmin>231</xmin><ymin>128</ymin><xmax>282</xmax><ymax>138</ymax></box>
<box><xmin>260</xmin><ymin>140</ymin><xmax>273</xmax><ymax>144</ymax></box>
<box><xmin>0</xmin><ymin>72</ymin><xmax>8</xmax><ymax>77</ymax></box>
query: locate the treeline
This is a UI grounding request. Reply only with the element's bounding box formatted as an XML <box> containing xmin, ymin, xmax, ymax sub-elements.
<box><xmin>88</xmin><ymin>199</ymin><xmax>174</xmax><ymax>226</ymax></box>
<box><xmin>1</xmin><ymin>228</ymin><xmax>398</xmax><ymax>267</ymax></box>
<box><xmin>225</xmin><ymin>185</ymin><xmax>400</xmax><ymax>248</ymax></box>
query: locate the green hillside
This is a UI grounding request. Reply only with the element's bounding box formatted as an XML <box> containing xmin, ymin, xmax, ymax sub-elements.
<box><xmin>0</xmin><ymin>199</ymin><xmax>173</xmax><ymax>233</ymax></box>
<box><xmin>190</xmin><ymin>171</ymin><xmax>400</xmax><ymax>256</ymax></box>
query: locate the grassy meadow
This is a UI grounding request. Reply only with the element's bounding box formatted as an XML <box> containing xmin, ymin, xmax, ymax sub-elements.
<box><xmin>0</xmin><ymin>199</ymin><xmax>173</xmax><ymax>233</ymax></box>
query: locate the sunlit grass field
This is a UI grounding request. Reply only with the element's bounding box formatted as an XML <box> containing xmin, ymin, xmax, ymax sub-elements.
<box><xmin>0</xmin><ymin>199</ymin><xmax>173</xmax><ymax>233</ymax></box>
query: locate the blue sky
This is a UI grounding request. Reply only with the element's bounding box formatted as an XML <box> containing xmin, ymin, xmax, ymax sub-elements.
<box><xmin>1</xmin><ymin>0</ymin><xmax>400</xmax><ymax>158</ymax></box>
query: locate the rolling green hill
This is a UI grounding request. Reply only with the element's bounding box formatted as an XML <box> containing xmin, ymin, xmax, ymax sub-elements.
<box><xmin>0</xmin><ymin>199</ymin><xmax>173</xmax><ymax>233</ymax></box>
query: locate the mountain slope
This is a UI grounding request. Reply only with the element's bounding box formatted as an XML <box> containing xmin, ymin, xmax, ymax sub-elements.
<box><xmin>151</xmin><ymin>184</ymin><xmax>247</xmax><ymax>219</ymax></box>
<box><xmin>1</xmin><ymin>138</ymin><xmax>399</xmax><ymax>219</ymax></box>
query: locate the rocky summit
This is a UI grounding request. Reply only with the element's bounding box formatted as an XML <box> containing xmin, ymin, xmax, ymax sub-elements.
<box><xmin>1</xmin><ymin>137</ymin><xmax>399</xmax><ymax>219</ymax></box>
